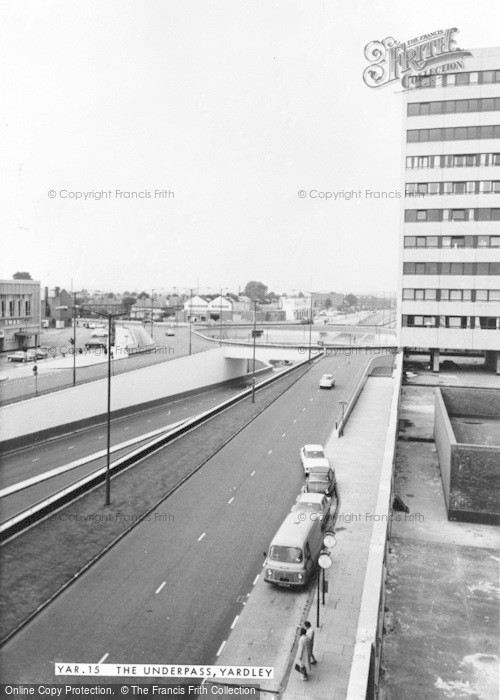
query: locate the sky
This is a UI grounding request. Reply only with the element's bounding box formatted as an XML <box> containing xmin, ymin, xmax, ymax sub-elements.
<box><xmin>1</xmin><ymin>0</ymin><xmax>499</xmax><ymax>296</ymax></box>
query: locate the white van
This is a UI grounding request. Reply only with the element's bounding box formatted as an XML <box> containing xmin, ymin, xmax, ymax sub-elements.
<box><xmin>264</xmin><ymin>513</ymin><xmax>323</xmax><ymax>588</ymax></box>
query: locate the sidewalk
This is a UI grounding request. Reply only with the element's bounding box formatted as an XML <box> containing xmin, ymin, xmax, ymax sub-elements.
<box><xmin>282</xmin><ymin>375</ymin><xmax>395</xmax><ymax>699</ymax></box>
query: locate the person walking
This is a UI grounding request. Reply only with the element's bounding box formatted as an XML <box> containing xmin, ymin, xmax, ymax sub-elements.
<box><xmin>296</xmin><ymin>627</ymin><xmax>310</xmax><ymax>681</ymax></box>
<box><xmin>304</xmin><ymin>620</ymin><xmax>317</xmax><ymax>665</ymax></box>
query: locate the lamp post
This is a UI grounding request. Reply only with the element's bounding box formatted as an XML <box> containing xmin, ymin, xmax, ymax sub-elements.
<box><xmin>308</xmin><ymin>291</ymin><xmax>314</xmax><ymax>362</ymax></box>
<box><xmin>56</xmin><ymin>290</ymin><xmax>82</xmax><ymax>387</ymax></box>
<box><xmin>189</xmin><ymin>288</ymin><xmax>193</xmax><ymax>356</ymax></box>
<box><xmin>339</xmin><ymin>400</ymin><xmax>347</xmax><ymax>436</ymax></box>
<box><xmin>252</xmin><ymin>300</ymin><xmax>257</xmax><ymax>403</ymax></box>
<box><xmin>219</xmin><ymin>288</ymin><xmax>228</xmax><ymax>346</ymax></box>
<box><xmin>88</xmin><ymin>307</ymin><xmax>126</xmax><ymax>506</ymax></box>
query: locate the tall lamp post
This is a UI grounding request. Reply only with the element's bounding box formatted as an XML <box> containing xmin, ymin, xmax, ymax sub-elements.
<box><xmin>89</xmin><ymin>307</ymin><xmax>126</xmax><ymax>506</ymax></box>
<box><xmin>219</xmin><ymin>288</ymin><xmax>228</xmax><ymax>346</ymax></box>
<box><xmin>308</xmin><ymin>291</ymin><xmax>314</xmax><ymax>362</ymax></box>
<box><xmin>251</xmin><ymin>299</ymin><xmax>257</xmax><ymax>403</ymax></box>
<box><xmin>189</xmin><ymin>288</ymin><xmax>193</xmax><ymax>355</ymax></box>
<box><xmin>56</xmin><ymin>290</ymin><xmax>83</xmax><ymax>387</ymax></box>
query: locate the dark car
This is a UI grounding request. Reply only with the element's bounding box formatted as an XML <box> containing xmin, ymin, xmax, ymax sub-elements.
<box><xmin>304</xmin><ymin>466</ymin><xmax>336</xmax><ymax>496</ymax></box>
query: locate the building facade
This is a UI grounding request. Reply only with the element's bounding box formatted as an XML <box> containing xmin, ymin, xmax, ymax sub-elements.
<box><xmin>399</xmin><ymin>48</ymin><xmax>500</xmax><ymax>372</ymax></box>
<box><xmin>0</xmin><ymin>279</ymin><xmax>41</xmax><ymax>352</ymax></box>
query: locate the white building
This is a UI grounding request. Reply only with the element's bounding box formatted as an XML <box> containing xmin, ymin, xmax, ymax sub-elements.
<box><xmin>399</xmin><ymin>47</ymin><xmax>500</xmax><ymax>372</ymax></box>
<box><xmin>279</xmin><ymin>294</ymin><xmax>312</xmax><ymax>321</ymax></box>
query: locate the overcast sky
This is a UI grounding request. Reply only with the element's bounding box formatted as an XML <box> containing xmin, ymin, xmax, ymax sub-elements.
<box><xmin>1</xmin><ymin>1</ymin><xmax>498</xmax><ymax>296</ymax></box>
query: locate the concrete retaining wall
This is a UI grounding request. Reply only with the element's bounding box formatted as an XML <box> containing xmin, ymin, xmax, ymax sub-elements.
<box><xmin>434</xmin><ymin>388</ymin><xmax>500</xmax><ymax>525</ymax></box>
<box><xmin>0</xmin><ymin>348</ymin><xmax>250</xmax><ymax>446</ymax></box>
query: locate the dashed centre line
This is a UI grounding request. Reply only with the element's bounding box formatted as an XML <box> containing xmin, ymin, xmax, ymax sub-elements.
<box><xmin>228</xmin><ymin>497</ymin><xmax>234</xmax><ymax>505</ymax></box>
<box><xmin>198</xmin><ymin>532</ymin><xmax>206</xmax><ymax>542</ymax></box>
<box><xmin>32</xmin><ymin>458</ymin><xmax>39</xmax><ymax>462</ymax></box>
<box><xmin>253</xmin><ymin>574</ymin><xmax>260</xmax><ymax>585</ymax></box>
<box><xmin>155</xmin><ymin>582</ymin><xmax>166</xmax><ymax>594</ymax></box>
<box><xmin>98</xmin><ymin>653</ymin><xmax>109</xmax><ymax>664</ymax></box>
<box><xmin>230</xmin><ymin>616</ymin><xmax>239</xmax><ymax>629</ymax></box>
<box><xmin>216</xmin><ymin>641</ymin><xmax>226</xmax><ymax>657</ymax></box>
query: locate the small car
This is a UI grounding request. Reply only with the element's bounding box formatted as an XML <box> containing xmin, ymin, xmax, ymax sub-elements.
<box><xmin>7</xmin><ymin>350</ymin><xmax>36</xmax><ymax>363</ymax></box>
<box><xmin>291</xmin><ymin>492</ymin><xmax>331</xmax><ymax>529</ymax></box>
<box><xmin>319</xmin><ymin>373</ymin><xmax>335</xmax><ymax>389</ymax></box>
<box><xmin>34</xmin><ymin>347</ymin><xmax>50</xmax><ymax>359</ymax></box>
<box><xmin>91</xmin><ymin>330</ymin><xmax>109</xmax><ymax>338</ymax></box>
<box><xmin>304</xmin><ymin>466</ymin><xmax>336</xmax><ymax>496</ymax></box>
<box><xmin>165</xmin><ymin>330</ymin><xmax>175</xmax><ymax>336</ymax></box>
<box><xmin>300</xmin><ymin>444</ymin><xmax>330</xmax><ymax>475</ymax></box>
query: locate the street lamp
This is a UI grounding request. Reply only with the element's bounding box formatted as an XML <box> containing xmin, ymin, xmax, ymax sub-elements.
<box><xmin>251</xmin><ymin>300</ymin><xmax>257</xmax><ymax>403</ymax></box>
<box><xmin>189</xmin><ymin>288</ymin><xmax>193</xmax><ymax>355</ymax></box>
<box><xmin>219</xmin><ymin>288</ymin><xmax>228</xmax><ymax>346</ymax></box>
<box><xmin>308</xmin><ymin>291</ymin><xmax>314</xmax><ymax>362</ymax></box>
<box><xmin>56</xmin><ymin>290</ymin><xmax>83</xmax><ymax>387</ymax></box>
<box><xmin>88</xmin><ymin>307</ymin><xmax>127</xmax><ymax>506</ymax></box>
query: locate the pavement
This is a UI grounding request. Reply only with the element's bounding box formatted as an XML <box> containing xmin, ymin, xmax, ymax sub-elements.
<box><xmin>212</xmin><ymin>372</ymin><xmax>396</xmax><ymax>699</ymax></box>
<box><xmin>380</xmin><ymin>377</ymin><xmax>500</xmax><ymax>700</ymax></box>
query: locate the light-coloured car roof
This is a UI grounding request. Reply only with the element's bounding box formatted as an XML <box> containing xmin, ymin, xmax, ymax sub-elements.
<box><xmin>321</xmin><ymin>374</ymin><xmax>333</xmax><ymax>379</ymax></box>
<box><xmin>296</xmin><ymin>492</ymin><xmax>325</xmax><ymax>504</ymax></box>
<box><xmin>304</xmin><ymin>444</ymin><xmax>324</xmax><ymax>451</ymax></box>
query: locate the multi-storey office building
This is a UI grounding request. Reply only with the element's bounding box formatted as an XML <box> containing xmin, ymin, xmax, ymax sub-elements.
<box><xmin>399</xmin><ymin>47</ymin><xmax>500</xmax><ymax>372</ymax></box>
<box><xmin>0</xmin><ymin>279</ymin><xmax>41</xmax><ymax>352</ymax></box>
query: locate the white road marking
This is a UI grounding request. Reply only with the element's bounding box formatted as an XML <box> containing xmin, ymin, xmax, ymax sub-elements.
<box><xmin>230</xmin><ymin>616</ymin><xmax>239</xmax><ymax>629</ymax></box>
<box><xmin>98</xmin><ymin>653</ymin><xmax>109</xmax><ymax>664</ymax></box>
<box><xmin>310</xmin><ymin>398</ymin><xmax>314</xmax><ymax>401</ymax></box>
<box><xmin>32</xmin><ymin>458</ymin><xmax>40</xmax><ymax>462</ymax></box>
<box><xmin>124</xmin><ymin>427</ymin><xmax>130</xmax><ymax>431</ymax></box>
<box><xmin>268</xmin><ymin>450</ymin><xmax>272</xmax><ymax>455</ymax></box>
<box><xmin>98</xmin><ymin>435</ymin><xmax>104</xmax><ymax>439</ymax></box>
<box><xmin>228</xmin><ymin>497</ymin><xmax>234</xmax><ymax>504</ymax></box>
<box><xmin>250</xmin><ymin>470</ymin><xmax>256</xmax><ymax>476</ymax></box>
<box><xmin>155</xmin><ymin>582</ymin><xmax>166</xmax><ymax>594</ymax></box>
<box><xmin>253</xmin><ymin>574</ymin><xmax>260</xmax><ymax>585</ymax></box>
<box><xmin>293</xmin><ymin>419</ymin><xmax>297</xmax><ymax>423</ymax></box>
<box><xmin>216</xmin><ymin>641</ymin><xmax>226</xmax><ymax>657</ymax></box>
<box><xmin>198</xmin><ymin>532</ymin><xmax>206</xmax><ymax>541</ymax></box>
<box><xmin>302</xmin><ymin>408</ymin><xmax>306</xmax><ymax>411</ymax></box>
<box><xmin>147</xmin><ymin>419</ymin><xmax>152</xmax><ymax>423</ymax></box>
<box><xmin>68</xmin><ymin>445</ymin><xmax>75</xmax><ymax>450</ymax></box>
<box><xmin>282</xmin><ymin>433</ymin><xmax>286</xmax><ymax>438</ymax></box>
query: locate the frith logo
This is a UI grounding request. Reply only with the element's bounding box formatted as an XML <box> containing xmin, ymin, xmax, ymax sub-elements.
<box><xmin>363</xmin><ymin>28</ymin><xmax>472</xmax><ymax>89</ymax></box>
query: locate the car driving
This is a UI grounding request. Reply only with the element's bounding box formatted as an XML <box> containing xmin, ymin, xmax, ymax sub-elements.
<box><xmin>319</xmin><ymin>373</ymin><xmax>335</xmax><ymax>389</ymax></box>
<box><xmin>300</xmin><ymin>444</ymin><xmax>330</xmax><ymax>475</ymax></box>
<box><xmin>304</xmin><ymin>465</ymin><xmax>336</xmax><ymax>496</ymax></box>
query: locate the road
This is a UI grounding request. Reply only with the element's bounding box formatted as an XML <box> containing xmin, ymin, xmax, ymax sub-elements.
<box><xmin>0</xmin><ymin>382</ymin><xmax>249</xmax><ymax>524</ymax></box>
<box><xmin>0</xmin><ymin>326</ymin><xmax>214</xmax><ymax>405</ymax></box>
<box><xmin>0</xmin><ymin>353</ymin><xmax>369</xmax><ymax>682</ymax></box>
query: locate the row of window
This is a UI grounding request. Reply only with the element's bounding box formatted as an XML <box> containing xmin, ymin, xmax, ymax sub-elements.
<box><xmin>404</xmin><ymin>235</ymin><xmax>500</xmax><ymax>248</ymax></box>
<box><xmin>403</xmin><ymin>262</ymin><xmax>500</xmax><ymax>275</ymax></box>
<box><xmin>0</xmin><ymin>300</ymin><xmax>31</xmax><ymax>318</ymax></box>
<box><xmin>405</xmin><ymin>207</ymin><xmax>500</xmax><ymax>222</ymax></box>
<box><xmin>407</xmin><ymin>125</ymin><xmax>500</xmax><ymax>143</ymax></box>
<box><xmin>407</xmin><ymin>153</ymin><xmax>500</xmax><ymax>169</ymax></box>
<box><xmin>402</xmin><ymin>289</ymin><xmax>500</xmax><ymax>302</ymax></box>
<box><xmin>408</xmin><ymin>70</ymin><xmax>500</xmax><ymax>90</ymax></box>
<box><xmin>406</xmin><ymin>181</ymin><xmax>500</xmax><ymax>196</ymax></box>
<box><xmin>408</xmin><ymin>97</ymin><xmax>500</xmax><ymax>117</ymax></box>
<box><xmin>402</xmin><ymin>315</ymin><xmax>498</xmax><ymax>329</ymax></box>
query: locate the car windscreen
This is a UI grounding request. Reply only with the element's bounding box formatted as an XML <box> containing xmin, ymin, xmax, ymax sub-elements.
<box><xmin>296</xmin><ymin>502</ymin><xmax>320</xmax><ymax>513</ymax></box>
<box><xmin>269</xmin><ymin>546</ymin><xmax>303</xmax><ymax>563</ymax></box>
<box><xmin>305</xmin><ymin>450</ymin><xmax>324</xmax><ymax>459</ymax></box>
<box><xmin>308</xmin><ymin>474</ymin><xmax>328</xmax><ymax>483</ymax></box>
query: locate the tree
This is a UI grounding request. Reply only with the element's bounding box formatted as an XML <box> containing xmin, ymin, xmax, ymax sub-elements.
<box><xmin>345</xmin><ymin>294</ymin><xmax>358</xmax><ymax>308</ymax></box>
<box><xmin>122</xmin><ymin>296</ymin><xmax>137</xmax><ymax>312</ymax></box>
<box><xmin>325</xmin><ymin>297</ymin><xmax>332</xmax><ymax>309</ymax></box>
<box><xmin>137</xmin><ymin>291</ymin><xmax>150</xmax><ymax>300</ymax></box>
<box><xmin>13</xmin><ymin>271</ymin><xmax>32</xmax><ymax>279</ymax></box>
<box><xmin>244</xmin><ymin>281</ymin><xmax>268</xmax><ymax>300</ymax></box>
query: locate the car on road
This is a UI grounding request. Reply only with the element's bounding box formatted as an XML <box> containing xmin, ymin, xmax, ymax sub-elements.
<box><xmin>91</xmin><ymin>330</ymin><xmax>109</xmax><ymax>338</ymax></box>
<box><xmin>300</xmin><ymin>444</ymin><xmax>330</xmax><ymax>475</ymax></box>
<box><xmin>319</xmin><ymin>373</ymin><xmax>335</xmax><ymax>389</ymax></box>
<box><xmin>165</xmin><ymin>329</ymin><xmax>175</xmax><ymax>336</ymax></box>
<box><xmin>304</xmin><ymin>465</ymin><xmax>336</xmax><ymax>496</ymax></box>
<box><xmin>7</xmin><ymin>350</ymin><xmax>36</xmax><ymax>363</ymax></box>
<box><xmin>291</xmin><ymin>492</ymin><xmax>331</xmax><ymax>529</ymax></box>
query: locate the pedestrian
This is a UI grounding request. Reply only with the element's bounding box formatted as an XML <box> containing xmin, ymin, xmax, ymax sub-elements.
<box><xmin>296</xmin><ymin>627</ymin><xmax>310</xmax><ymax>681</ymax></box>
<box><xmin>304</xmin><ymin>620</ymin><xmax>317</xmax><ymax>665</ymax></box>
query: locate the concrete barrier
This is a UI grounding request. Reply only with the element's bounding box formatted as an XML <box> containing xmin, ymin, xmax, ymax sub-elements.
<box><xmin>346</xmin><ymin>353</ymin><xmax>403</xmax><ymax>700</ymax></box>
<box><xmin>0</xmin><ymin>347</ymin><xmax>260</xmax><ymax>447</ymax></box>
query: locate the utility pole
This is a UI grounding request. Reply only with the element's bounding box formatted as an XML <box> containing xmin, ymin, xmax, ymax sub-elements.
<box><xmin>252</xmin><ymin>300</ymin><xmax>257</xmax><ymax>403</ymax></box>
<box><xmin>189</xmin><ymin>288</ymin><xmax>193</xmax><ymax>356</ymax></box>
<box><xmin>308</xmin><ymin>291</ymin><xmax>314</xmax><ymax>362</ymax></box>
<box><xmin>150</xmin><ymin>289</ymin><xmax>154</xmax><ymax>338</ymax></box>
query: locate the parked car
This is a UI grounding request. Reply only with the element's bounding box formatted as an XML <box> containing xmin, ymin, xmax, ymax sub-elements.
<box><xmin>91</xmin><ymin>330</ymin><xmax>109</xmax><ymax>338</ymax></box>
<box><xmin>165</xmin><ymin>330</ymin><xmax>175</xmax><ymax>336</ymax></box>
<box><xmin>291</xmin><ymin>492</ymin><xmax>331</xmax><ymax>530</ymax></box>
<box><xmin>319</xmin><ymin>373</ymin><xmax>335</xmax><ymax>389</ymax></box>
<box><xmin>304</xmin><ymin>465</ymin><xmax>336</xmax><ymax>496</ymax></box>
<box><xmin>300</xmin><ymin>444</ymin><xmax>330</xmax><ymax>475</ymax></box>
<box><xmin>7</xmin><ymin>350</ymin><xmax>36</xmax><ymax>363</ymax></box>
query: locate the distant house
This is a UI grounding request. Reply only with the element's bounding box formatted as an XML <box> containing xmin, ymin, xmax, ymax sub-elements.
<box><xmin>279</xmin><ymin>294</ymin><xmax>311</xmax><ymax>321</ymax></box>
